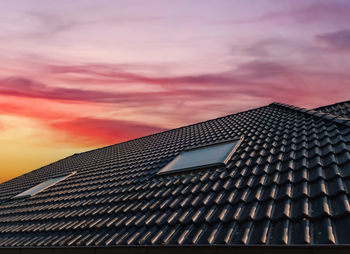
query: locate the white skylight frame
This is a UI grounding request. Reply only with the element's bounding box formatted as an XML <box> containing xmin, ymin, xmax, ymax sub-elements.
<box><xmin>13</xmin><ymin>171</ymin><xmax>76</xmax><ymax>199</ymax></box>
<box><xmin>158</xmin><ymin>137</ymin><xmax>243</xmax><ymax>175</ymax></box>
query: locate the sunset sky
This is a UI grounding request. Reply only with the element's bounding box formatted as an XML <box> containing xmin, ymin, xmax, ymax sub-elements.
<box><xmin>1</xmin><ymin>0</ymin><xmax>350</xmax><ymax>183</ymax></box>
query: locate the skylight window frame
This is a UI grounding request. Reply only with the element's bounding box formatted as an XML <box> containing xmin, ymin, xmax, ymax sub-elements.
<box><xmin>158</xmin><ymin>136</ymin><xmax>243</xmax><ymax>176</ymax></box>
<box><xmin>12</xmin><ymin>171</ymin><xmax>76</xmax><ymax>200</ymax></box>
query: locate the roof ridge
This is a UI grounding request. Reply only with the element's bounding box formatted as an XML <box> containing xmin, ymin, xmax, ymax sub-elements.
<box><xmin>313</xmin><ymin>99</ymin><xmax>350</xmax><ymax>110</ymax></box>
<box><xmin>270</xmin><ymin>102</ymin><xmax>350</xmax><ymax>128</ymax></box>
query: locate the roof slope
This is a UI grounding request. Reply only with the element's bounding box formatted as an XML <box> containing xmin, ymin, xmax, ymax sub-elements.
<box><xmin>315</xmin><ymin>100</ymin><xmax>350</xmax><ymax>119</ymax></box>
<box><xmin>1</xmin><ymin>103</ymin><xmax>350</xmax><ymax>247</ymax></box>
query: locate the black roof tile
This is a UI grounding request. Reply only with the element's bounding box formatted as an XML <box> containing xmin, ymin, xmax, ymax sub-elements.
<box><xmin>269</xmin><ymin>219</ymin><xmax>289</xmax><ymax>244</ymax></box>
<box><xmin>1</xmin><ymin>101</ymin><xmax>350</xmax><ymax>247</ymax></box>
<box><xmin>290</xmin><ymin>219</ymin><xmax>310</xmax><ymax>244</ymax></box>
<box><xmin>315</xmin><ymin>100</ymin><xmax>350</xmax><ymax>119</ymax></box>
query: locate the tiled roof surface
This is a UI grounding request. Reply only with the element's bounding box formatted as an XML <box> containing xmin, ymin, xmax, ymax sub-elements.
<box><xmin>1</xmin><ymin>102</ymin><xmax>350</xmax><ymax>247</ymax></box>
<box><xmin>315</xmin><ymin>100</ymin><xmax>350</xmax><ymax>119</ymax></box>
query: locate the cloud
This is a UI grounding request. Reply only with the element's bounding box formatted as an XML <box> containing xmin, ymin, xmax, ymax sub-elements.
<box><xmin>236</xmin><ymin>60</ymin><xmax>290</xmax><ymax>78</ymax></box>
<box><xmin>0</xmin><ymin>77</ymin><xmax>120</xmax><ymax>103</ymax></box>
<box><xmin>1</xmin><ymin>58</ymin><xmax>350</xmax><ymax>147</ymax></box>
<box><xmin>0</xmin><ymin>74</ymin><xmax>238</xmax><ymax>108</ymax></box>
<box><xmin>21</xmin><ymin>10</ymin><xmax>164</xmax><ymax>39</ymax></box>
<box><xmin>49</xmin><ymin>117</ymin><xmax>168</xmax><ymax>145</ymax></box>
<box><xmin>3</xmin><ymin>60</ymin><xmax>349</xmax><ymax>110</ymax></box>
<box><xmin>3</xmin><ymin>63</ymin><xmax>299</xmax><ymax>107</ymax></box>
<box><xmin>27</xmin><ymin>11</ymin><xmax>79</xmax><ymax>38</ymax></box>
<box><xmin>47</xmin><ymin>63</ymin><xmax>244</xmax><ymax>87</ymax></box>
<box><xmin>0</xmin><ymin>97</ymin><xmax>167</xmax><ymax>146</ymax></box>
<box><xmin>315</xmin><ymin>29</ymin><xmax>350</xmax><ymax>51</ymax></box>
<box><xmin>227</xmin><ymin>3</ymin><xmax>350</xmax><ymax>25</ymax></box>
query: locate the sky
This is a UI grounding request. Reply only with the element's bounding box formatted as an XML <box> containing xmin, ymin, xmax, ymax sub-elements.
<box><xmin>0</xmin><ymin>0</ymin><xmax>350</xmax><ymax>183</ymax></box>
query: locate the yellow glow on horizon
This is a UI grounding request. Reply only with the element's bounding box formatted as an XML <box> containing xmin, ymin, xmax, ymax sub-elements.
<box><xmin>0</xmin><ymin>115</ymin><xmax>89</xmax><ymax>183</ymax></box>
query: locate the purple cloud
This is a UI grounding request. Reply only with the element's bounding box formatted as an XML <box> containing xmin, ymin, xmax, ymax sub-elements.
<box><xmin>236</xmin><ymin>61</ymin><xmax>290</xmax><ymax>78</ymax></box>
<box><xmin>226</xmin><ymin>3</ymin><xmax>350</xmax><ymax>25</ymax></box>
<box><xmin>316</xmin><ymin>29</ymin><xmax>350</xmax><ymax>51</ymax></box>
<box><xmin>0</xmin><ymin>77</ymin><xmax>119</xmax><ymax>103</ymax></box>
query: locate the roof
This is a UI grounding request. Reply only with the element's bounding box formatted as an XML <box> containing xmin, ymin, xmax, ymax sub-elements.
<box><xmin>314</xmin><ymin>100</ymin><xmax>350</xmax><ymax>119</ymax></box>
<box><xmin>0</xmin><ymin>101</ymin><xmax>350</xmax><ymax>248</ymax></box>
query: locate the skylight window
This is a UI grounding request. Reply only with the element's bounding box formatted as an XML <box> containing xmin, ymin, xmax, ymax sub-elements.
<box><xmin>13</xmin><ymin>172</ymin><xmax>76</xmax><ymax>199</ymax></box>
<box><xmin>158</xmin><ymin>138</ymin><xmax>242</xmax><ymax>175</ymax></box>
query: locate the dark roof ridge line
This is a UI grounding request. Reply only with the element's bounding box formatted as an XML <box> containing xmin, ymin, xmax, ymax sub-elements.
<box><xmin>313</xmin><ymin>99</ymin><xmax>350</xmax><ymax>111</ymax></box>
<box><xmin>270</xmin><ymin>102</ymin><xmax>350</xmax><ymax>128</ymax></box>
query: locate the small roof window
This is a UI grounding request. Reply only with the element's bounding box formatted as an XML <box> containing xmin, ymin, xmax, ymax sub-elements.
<box><xmin>13</xmin><ymin>172</ymin><xmax>76</xmax><ymax>199</ymax></box>
<box><xmin>158</xmin><ymin>138</ymin><xmax>242</xmax><ymax>175</ymax></box>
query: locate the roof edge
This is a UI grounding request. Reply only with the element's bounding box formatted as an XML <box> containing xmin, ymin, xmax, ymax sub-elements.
<box><xmin>313</xmin><ymin>99</ymin><xmax>350</xmax><ymax>111</ymax></box>
<box><xmin>270</xmin><ymin>102</ymin><xmax>350</xmax><ymax>128</ymax></box>
<box><xmin>1</xmin><ymin>244</ymin><xmax>350</xmax><ymax>249</ymax></box>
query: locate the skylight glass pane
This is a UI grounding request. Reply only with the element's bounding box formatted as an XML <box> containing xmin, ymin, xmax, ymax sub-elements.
<box><xmin>14</xmin><ymin>174</ymin><xmax>72</xmax><ymax>199</ymax></box>
<box><xmin>158</xmin><ymin>140</ymin><xmax>240</xmax><ymax>175</ymax></box>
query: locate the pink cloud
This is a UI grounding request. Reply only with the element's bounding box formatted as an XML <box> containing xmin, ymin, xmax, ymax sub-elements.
<box><xmin>0</xmin><ymin>77</ymin><xmax>118</xmax><ymax>103</ymax></box>
<box><xmin>3</xmin><ymin>60</ymin><xmax>350</xmax><ymax>110</ymax></box>
<box><xmin>0</xmin><ymin>58</ymin><xmax>349</xmax><ymax>147</ymax></box>
<box><xmin>46</xmin><ymin>64</ymin><xmax>241</xmax><ymax>87</ymax></box>
<box><xmin>49</xmin><ymin>117</ymin><xmax>167</xmax><ymax>146</ymax></box>
<box><xmin>0</xmin><ymin>66</ymin><xmax>287</xmax><ymax>109</ymax></box>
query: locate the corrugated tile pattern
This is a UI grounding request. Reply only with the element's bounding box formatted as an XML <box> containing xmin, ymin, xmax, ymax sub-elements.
<box><xmin>1</xmin><ymin>103</ymin><xmax>350</xmax><ymax>247</ymax></box>
<box><xmin>315</xmin><ymin>100</ymin><xmax>350</xmax><ymax>119</ymax></box>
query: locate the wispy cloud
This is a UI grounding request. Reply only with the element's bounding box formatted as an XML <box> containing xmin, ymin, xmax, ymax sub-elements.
<box><xmin>0</xmin><ymin>95</ymin><xmax>167</xmax><ymax>146</ymax></box>
<box><xmin>27</xmin><ymin>11</ymin><xmax>79</xmax><ymax>38</ymax></box>
<box><xmin>17</xmin><ymin>10</ymin><xmax>165</xmax><ymax>40</ymax></box>
<box><xmin>4</xmin><ymin>58</ymin><xmax>350</xmax><ymax>107</ymax></box>
<box><xmin>226</xmin><ymin>3</ymin><xmax>350</xmax><ymax>25</ymax></box>
<box><xmin>316</xmin><ymin>29</ymin><xmax>350</xmax><ymax>51</ymax></box>
<box><xmin>0</xmin><ymin>77</ymin><xmax>119</xmax><ymax>103</ymax></box>
<box><xmin>49</xmin><ymin>117</ymin><xmax>167</xmax><ymax>145</ymax></box>
<box><xmin>236</xmin><ymin>60</ymin><xmax>290</xmax><ymax>78</ymax></box>
<box><xmin>2</xmin><ymin>58</ymin><xmax>349</xmax><ymax>124</ymax></box>
<box><xmin>46</xmin><ymin>63</ymin><xmax>243</xmax><ymax>87</ymax></box>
